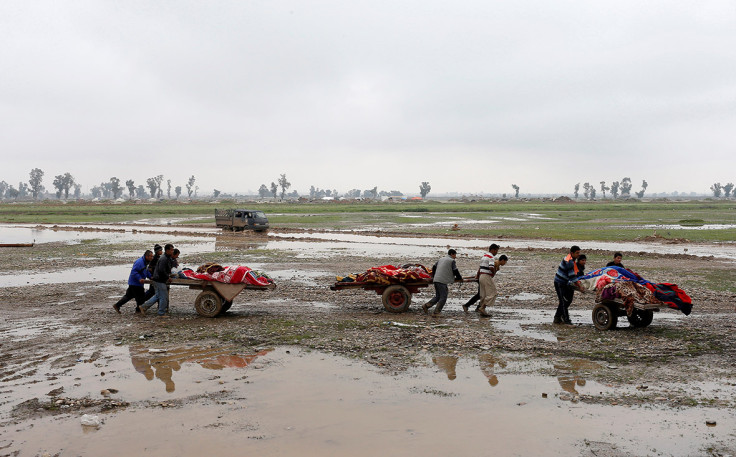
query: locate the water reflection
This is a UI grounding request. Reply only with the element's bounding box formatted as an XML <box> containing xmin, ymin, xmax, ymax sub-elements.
<box><xmin>432</xmin><ymin>356</ymin><xmax>458</xmax><ymax>380</ymax></box>
<box><xmin>553</xmin><ymin>359</ymin><xmax>598</xmax><ymax>398</ymax></box>
<box><xmin>557</xmin><ymin>376</ymin><xmax>586</xmax><ymax>395</ymax></box>
<box><xmin>129</xmin><ymin>346</ymin><xmax>270</xmax><ymax>393</ymax></box>
<box><xmin>431</xmin><ymin>353</ymin><xmax>507</xmax><ymax>387</ymax></box>
<box><xmin>478</xmin><ymin>354</ymin><xmax>507</xmax><ymax>387</ymax></box>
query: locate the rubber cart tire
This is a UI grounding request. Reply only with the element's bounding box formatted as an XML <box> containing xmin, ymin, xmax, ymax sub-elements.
<box><xmin>592</xmin><ymin>303</ymin><xmax>618</xmax><ymax>330</ymax></box>
<box><xmin>627</xmin><ymin>309</ymin><xmax>654</xmax><ymax>328</ymax></box>
<box><xmin>195</xmin><ymin>290</ymin><xmax>223</xmax><ymax>317</ymax></box>
<box><xmin>382</xmin><ymin>285</ymin><xmax>412</xmax><ymax>313</ymax></box>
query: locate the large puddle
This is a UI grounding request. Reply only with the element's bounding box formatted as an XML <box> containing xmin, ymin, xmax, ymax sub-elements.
<box><xmin>3</xmin><ymin>346</ymin><xmax>733</xmax><ymax>456</ymax></box>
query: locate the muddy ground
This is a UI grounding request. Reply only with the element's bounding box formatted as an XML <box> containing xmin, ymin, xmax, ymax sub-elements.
<box><xmin>1</xmin><ymin>224</ymin><xmax>735</xmax><ymax>456</ymax></box>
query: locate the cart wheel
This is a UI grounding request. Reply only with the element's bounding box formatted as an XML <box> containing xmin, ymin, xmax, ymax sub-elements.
<box><xmin>220</xmin><ymin>300</ymin><xmax>232</xmax><ymax>314</ymax></box>
<box><xmin>592</xmin><ymin>303</ymin><xmax>618</xmax><ymax>330</ymax></box>
<box><xmin>382</xmin><ymin>285</ymin><xmax>412</xmax><ymax>313</ymax></box>
<box><xmin>627</xmin><ymin>309</ymin><xmax>654</xmax><ymax>328</ymax></box>
<box><xmin>195</xmin><ymin>290</ymin><xmax>223</xmax><ymax>317</ymax></box>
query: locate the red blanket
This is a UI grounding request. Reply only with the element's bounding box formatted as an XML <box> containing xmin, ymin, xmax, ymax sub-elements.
<box><xmin>355</xmin><ymin>264</ymin><xmax>432</xmax><ymax>285</ymax></box>
<box><xmin>183</xmin><ymin>266</ymin><xmax>273</xmax><ymax>287</ymax></box>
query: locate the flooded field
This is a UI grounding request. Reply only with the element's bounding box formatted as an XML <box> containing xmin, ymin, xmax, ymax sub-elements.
<box><xmin>1</xmin><ymin>216</ymin><xmax>735</xmax><ymax>456</ymax></box>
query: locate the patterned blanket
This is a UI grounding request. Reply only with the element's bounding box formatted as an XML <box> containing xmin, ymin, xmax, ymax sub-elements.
<box><xmin>338</xmin><ymin>264</ymin><xmax>432</xmax><ymax>285</ymax></box>
<box><xmin>574</xmin><ymin>266</ymin><xmax>692</xmax><ymax>315</ymax></box>
<box><xmin>183</xmin><ymin>263</ymin><xmax>273</xmax><ymax>287</ymax></box>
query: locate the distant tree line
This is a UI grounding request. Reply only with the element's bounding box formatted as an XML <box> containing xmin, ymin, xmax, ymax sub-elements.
<box><xmin>572</xmin><ymin>178</ymin><xmax>648</xmax><ymax>200</ymax></box>
<box><xmin>0</xmin><ymin>168</ymin><xmax>201</xmax><ymax>201</ymax></box>
<box><xmin>710</xmin><ymin>182</ymin><xmax>735</xmax><ymax>198</ymax></box>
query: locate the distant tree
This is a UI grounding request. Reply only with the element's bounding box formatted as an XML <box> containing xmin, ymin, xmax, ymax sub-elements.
<box><xmin>620</xmin><ymin>177</ymin><xmax>632</xmax><ymax>197</ymax></box>
<box><xmin>583</xmin><ymin>182</ymin><xmax>591</xmax><ymax>199</ymax></box>
<box><xmin>270</xmin><ymin>182</ymin><xmax>278</xmax><ymax>199</ymax></box>
<box><xmin>600</xmin><ymin>181</ymin><xmax>609</xmax><ymax>199</ymax></box>
<box><xmin>110</xmin><ymin>177</ymin><xmax>124</xmax><ymax>199</ymax></box>
<box><xmin>213</xmin><ymin>189</ymin><xmax>221</xmax><ymax>198</ymax></box>
<box><xmin>137</xmin><ymin>185</ymin><xmax>147</xmax><ymax>199</ymax></box>
<box><xmin>29</xmin><ymin>168</ymin><xmax>44</xmax><ymax>200</ymax></box>
<box><xmin>18</xmin><ymin>182</ymin><xmax>29</xmax><ymax>198</ymax></box>
<box><xmin>711</xmin><ymin>182</ymin><xmax>723</xmax><ymax>197</ymax></box>
<box><xmin>100</xmin><ymin>182</ymin><xmax>112</xmax><ymax>198</ymax></box>
<box><xmin>52</xmin><ymin>173</ymin><xmax>75</xmax><ymax>199</ymax></box>
<box><xmin>278</xmin><ymin>174</ymin><xmax>291</xmax><ymax>200</ymax></box>
<box><xmin>73</xmin><ymin>184</ymin><xmax>82</xmax><ymax>199</ymax></box>
<box><xmin>610</xmin><ymin>181</ymin><xmax>620</xmax><ymax>199</ymax></box>
<box><xmin>309</xmin><ymin>185</ymin><xmax>316</xmax><ymax>198</ymax></box>
<box><xmin>573</xmin><ymin>183</ymin><xmax>580</xmax><ymax>199</ymax></box>
<box><xmin>126</xmin><ymin>180</ymin><xmax>136</xmax><ymax>199</ymax></box>
<box><xmin>194</xmin><ymin>185</ymin><xmax>199</xmax><ymax>197</ymax></box>
<box><xmin>288</xmin><ymin>190</ymin><xmax>299</xmax><ymax>198</ymax></box>
<box><xmin>6</xmin><ymin>185</ymin><xmax>19</xmax><ymax>199</ymax></box>
<box><xmin>167</xmin><ymin>179</ymin><xmax>172</xmax><ymax>199</ymax></box>
<box><xmin>590</xmin><ymin>187</ymin><xmax>596</xmax><ymax>199</ymax></box>
<box><xmin>346</xmin><ymin>189</ymin><xmax>361</xmax><ymax>198</ymax></box>
<box><xmin>419</xmin><ymin>182</ymin><xmax>431</xmax><ymax>199</ymax></box>
<box><xmin>258</xmin><ymin>184</ymin><xmax>270</xmax><ymax>198</ymax></box>
<box><xmin>62</xmin><ymin>173</ymin><xmax>75</xmax><ymax>199</ymax></box>
<box><xmin>634</xmin><ymin>179</ymin><xmax>648</xmax><ymax>199</ymax></box>
<box><xmin>724</xmin><ymin>183</ymin><xmax>735</xmax><ymax>198</ymax></box>
<box><xmin>511</xmin><ymin>184</ymin><xmax>520</xmax><ymax>198</ymax></box>
<box><xmin>155</xmin><ymin>175</ymin><xmax>164</xmax><ymax>198</ymax></box>
<box><xmin>146</xmin><ymin>177</ymin><xmax>158</xmax><ymax>199</ymax></box>
<box><xmin>175</xmin><ymin>186</ymin><xmax>182</xmax><ymax>199</ymax></box>
<box><xmin>0</xmin><ymin>181</ymin><xmax>8</xmax><ymax>199</ymax></box>
<box><xmin>186</xmin><ymin>175</ymin><xmax>196</xmax><ymax>198</ymax></box>
<box><xmin>365</xmin><ymin>186</ymin><xmax>378</xmax><ymax>199</ymax></box>
<box><xmin>90</xmin><ymin>185</ymin><xmax>102</xmax><ymax>199</ymax></box>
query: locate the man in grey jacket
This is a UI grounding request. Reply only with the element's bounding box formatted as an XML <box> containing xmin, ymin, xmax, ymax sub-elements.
<box><xmin>422</xmin><ymin>249</ymin><xmax>463</xmax><ymax>317</ymax></box>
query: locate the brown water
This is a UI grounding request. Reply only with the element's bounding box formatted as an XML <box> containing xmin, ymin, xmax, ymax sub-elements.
<box><xmin>3</xmin><ymin>346</ymin><xmax>734</xmax><ymax>456</ymax></box>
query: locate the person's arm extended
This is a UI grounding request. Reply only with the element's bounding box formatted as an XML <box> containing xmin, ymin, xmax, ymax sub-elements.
<box><xmin>452</xmin><ymin>260</ymin><xmax>463</xmax><ymax>281</ymax></box>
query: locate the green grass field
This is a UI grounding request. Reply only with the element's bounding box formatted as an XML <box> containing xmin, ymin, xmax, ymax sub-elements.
<box><xmin>1</xmin><ymin>199</ymin><xmax>735</xmax><ymax>242</ymax></box>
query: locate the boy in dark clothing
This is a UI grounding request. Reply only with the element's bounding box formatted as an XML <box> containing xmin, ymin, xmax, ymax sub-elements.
<box><xmin>141</xmin><ymin>244</ymin><xmax>175</xmax><ymax>316</ymax></box>
<box><xmin>576</xmin><ymin>254</ymin><xmax>587</xmax><ymax>277</ymax></box>
<box><xmin>606</xmin><ymin>252</ymin><xmax>624</xmax><ymax>269</ymax></box>
<box><xmin>553</xmin><ymin>246</ymin><xmax>581</xmax><ymax>325</ymax></box>
<box><xmin>112</xmin><ymin>250</ymin><xmax>153</xmax><ymax>314</ymax></box>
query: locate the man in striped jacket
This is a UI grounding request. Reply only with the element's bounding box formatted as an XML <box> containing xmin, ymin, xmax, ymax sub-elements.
<box><xmin>553</xmin><ymin>245</ymin><xmax>581</xmax><ymax>325</ymax></box>
<box><xmin>476</xmin><ymin>244</ymin><xmax>500</xmax><ymax>317</ymax></box>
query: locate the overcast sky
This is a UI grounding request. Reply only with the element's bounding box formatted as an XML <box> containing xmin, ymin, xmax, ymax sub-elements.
<box><xmin>1</xmin><ymin>1</ymin><xmax>735</xmax><ymax>196</ymax></box>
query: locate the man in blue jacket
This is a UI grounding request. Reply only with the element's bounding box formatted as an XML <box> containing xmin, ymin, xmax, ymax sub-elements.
<box><xmin>113</xmin><ymin>250</ymin><xmax>154</xmax><ymax>314</ymax></box>
<box><xmin>553</xmin><ymin>245</ymin><xmax>581</xmax><ymax>325</ymax></box>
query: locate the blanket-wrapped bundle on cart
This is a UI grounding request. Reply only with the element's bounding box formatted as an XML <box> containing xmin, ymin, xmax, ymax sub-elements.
<box><xmin>573</xmin><ymin>266</ymin><xmax>692</xmax><ymax>316</ymax></box>
<box><xmin>337</xmin><ymin>264</ymin><xmax>432</xmax><ymax>285</ymax></box>
<box><xmin>183</xmin><ymin>263</ymin><xmax>273</xmax><ymax>286</ymax></box>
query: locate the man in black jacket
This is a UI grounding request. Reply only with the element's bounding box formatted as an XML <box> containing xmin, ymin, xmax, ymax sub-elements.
<box><xmin>141</xmin><ymin>244</ymin><xmax>175</xmax><ymax>316</ymax></box>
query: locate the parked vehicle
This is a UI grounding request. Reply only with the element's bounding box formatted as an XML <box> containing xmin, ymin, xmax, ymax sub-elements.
<box><xmin>215</xmin><ymin>209</ymin><xmax>269</xmax><ymax>232</ymax></box>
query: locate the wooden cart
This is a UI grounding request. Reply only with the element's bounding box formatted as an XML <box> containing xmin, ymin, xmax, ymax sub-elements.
<box><xmin>146</xmin><ymin>278</ymin><xmax>276</xmax><ymax>317</ymax></box>
<box><xmin>330</xmin><ymin>277</ymin><xmax>477</xmax><ymax>313</ymax></box>
<box><xmin>591</xmin><ymin>299</ymin><xmax>659</xmax><ymax>330</ymax></box>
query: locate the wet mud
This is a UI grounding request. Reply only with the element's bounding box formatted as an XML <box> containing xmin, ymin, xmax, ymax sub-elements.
<box><xmin>1</xmin><ymin>222</ymin><xmax>735</xmax><ymax>456</ymax></box>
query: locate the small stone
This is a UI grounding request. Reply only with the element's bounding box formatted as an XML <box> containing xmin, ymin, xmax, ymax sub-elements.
<box><xmin>706</xmin><ymin>421</ymin><xmax>717</xmax><ymax>427</ymax></box>
<box><xmin>100</xmin><ymin>390</ymin><xmax>110</xmax><ymax>397</ymax></box>
<box><xmin>542</xmin><ymin>393</ymin><xmax>548</xmax><ymax>398</ymax></box>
